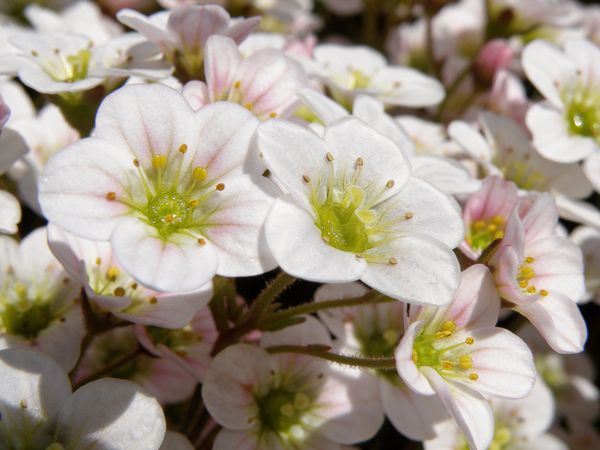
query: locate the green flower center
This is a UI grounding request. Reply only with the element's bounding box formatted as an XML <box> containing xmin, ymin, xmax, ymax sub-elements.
<box><xmin>358</xmin><ymin>327</ymin><xmax>401</xmax><ymax>382</ymax></box>
<box><xmin>564</xmin><ymin>85</ymin><xmax>600</xmax><ymax>140</ymax></box>
<box><xmin>147</xmin><ymin>325</ymin><xmax>199</xmax><ymax>354</ymax></box>
<box><xmin>0</xmin><ymin>283</ymin><xmax>53</xmax><ymax>340</ymax></box>
<box><xmin>146</xmin><ymin>191</ymin><xmax>192</xmax><ymax>235</ymax></box>
<box><xmin>466</xmin><ymin>215</ymin><xmax>505</xmax><ymax>252</ymax></box>
<box><xmin>490</xmin><ymin>426</ymin><xmax>512</xmax><ymax>450</ymax></box>
<box><xmin>498</xmin><ymin>159</ymin><xmax>547</xmax><ymax>191</ymax></box>
<box><xmin>257</xmin><ymin>389</ymin><xmax>312</xmax><ymax>434</ymax></box>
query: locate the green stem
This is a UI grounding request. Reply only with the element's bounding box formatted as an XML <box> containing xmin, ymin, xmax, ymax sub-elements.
<box><xmin>258</xmin><ymin>291</ymin><xmax>392</xmax><ymax>329</ymax></box>
<box><xmin>266</xmin><ymin>344</ymin><xmax>397</xmax><ymax>370</ymax></box>
<box><xmin>249</xmin><ymin>271</ymin><xmax>296</xmax><ymax>322</ymax></box>
<box><xmin>435</xmin><ymin>64</ymin><xmax>472</xmax><ymax>122</ymax></box>
<box><xmin>209</xmin><ymin>277</ymin><xmax>235</xmax><ymax>333</ymax></box>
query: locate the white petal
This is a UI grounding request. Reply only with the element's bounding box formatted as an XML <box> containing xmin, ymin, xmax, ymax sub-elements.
<box><xmin>372</xmin><ymin>66</ymin><xmax>445</xmax><ymax>107</ymax></box>
<box><xmin>423</xmin><ymin>367</ymin><xmax>494</xmax><ymax>450</ymax></box>
<box><xmin>363</xmin><ymin>235</ymin><xmax>460</xmax><ymax>306</ymax></box>
<box><xmin>298</xmin><ymin>88</ymin><xmax>348</xmax><ymax>125</ymax></box>
<box><xmin>527</xmin><ymin>103</ymin><xmax>595</xmax><ymax>163</ymax></box>
<box><xmin>515</xmin><ymin>291</ymin><xmax>587</xmax><ymax>354</ymax></box>
<box><xmin>213</xmin><ymin>429</ymin><xmax>261</xmax><ymax>450</ymax></box>
<box><xmin>0</xmin><ymin>190</ymin><xmax>21</xmax><ymax>234</ymax></box>
<box><xmin>395</xmin><ymin>321</ymin><xmax>435</xmax><ymax>395</ymax></box>
<box><xmin>564</xmin><ymin>39</ymin><xmax>600</xmax><ymax>88</ymax></box>
<box><xmin>583</xmin><ymin>151</ymin><xmax>600</xmax><ymax>193</ymax></box>
<box><xmin>167</xmin><ymin>4</ymin><xmax>230</xmax><ymax>50</ymax></box>
<box><xmin>39</xmin><ymin>137</ymin><xmax>134</xmax><ymax>240</ymax></box>
<box><xmin>0</xmin><ymin>128</ymin><xmax>28</xmax><ymax>173</ymax></box>
<box><xmin>95</xmin><ymin>83</ymin><xmax>195</xmax><ymax>168</ymax></box>
<box><xmin>265</xmin><ymin>195</ymin><xmax>367</xmax><ymax>283</ymax></box>
<box><xmin>0</xmin><ymin>349</ymin><xmax>70</xmax><ymax>446</ymax></box>
<box><xmin>522</xmin><ymin>40</ymin><xmax>575</xmax><ymax>108</ymax></box>
<box><xmin>554</xmin><ymin>193</ymin><xmax>600</xmax><ymax>228</ymax></box>
<box><xmin>411</xmin><ymin>155</ymin><xmax>479</xmax><ymax>195</ymax></box>
<box><xmin>205</xmin><ymin>35</ymin><xmax>242</xmax><ymax>102</ymax></box>
<box><xmin>56</xmin><ymin>378</ymin><xmax>166</xmax><ymax>449</ymax></box>
<box><xmin>111</xmin><ymin>218</ymin><xmax>218</xmax><ymax>292</ymax></box>
<box><xmin>261</xmin><ymin>315</ymin><xmax>331</xmax><ymax>347</ymax></box>
<box><xmin>381</xmin><ymin>380</ymin><xmax>449</xmax><ymax>441</ymax></box>
<box><xmin>160</xmin><ymin>431</ymin><xmax>193</xmax><ymax>450</ymax></box>
<box><xmin>448</xmin><ymin>120</ymin><xmax>492</xmax><ymax>162</ymax></box>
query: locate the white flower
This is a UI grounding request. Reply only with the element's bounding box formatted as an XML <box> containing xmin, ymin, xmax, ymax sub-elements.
<box><xmin>202</xmin><ymin>317</ymin><xmax>383</xmax><ymax>449</ymax></box>
<box><xmin>522</xmin><ymin>39</ymin><xmax>600</xmax><ymax>192</ymax></box>
<box><xmin>395</xmin><ymin>265</ymin><xmax>536</xmax><ymax>450</ymax></box>
<box><xmin>257</xmin><ymin>115</ymin><xmax>463</xmax><ymax>306</ymax></box>
<box><xmin>425</xmin><ymin>377</ymin><xmax>567</xmax><ymax>450</ymax></box>
<box><xmin>40</xmin><ymin>83</ymin><xmax>277</xmax><ymax>292</ymax></box>
<box><xmin>308</xmin><ymin>44</ymin><xmax>445</xmax><ymax>108</ymax></box>
<box><xmin>571</xmin><ymin>225</ymin><xmax>600</xmax><ymax>304</ymax></box>
<box><xmin>0</xmin><ymin>227</ymin><xmax>83</xmax><ymax>371</ymax></box>
<box><xmin>0</xmin><ymin>348</ymin><xmax>166</xmax><ymax>449</ymax></box>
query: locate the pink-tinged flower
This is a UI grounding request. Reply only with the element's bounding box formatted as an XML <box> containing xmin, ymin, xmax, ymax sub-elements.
<box><xmin>117</xmin><ymin>4</ymin><xmax>259</xmax><ymax>81</ymax></box>
<box><xmin>425</xmin><ymin>377</ymin><xmax>567</xmax><ymax>450</ymax></box>
<box><xmin>490</xmin><ymin>194</ymin><xmax>587</xmax><ymax>353</ymax></box>
<box><xmin>135</xmin><ymin>305</ymin><xmax>218</xmax><ymax>381</ymax></box>
<box><xmin>0</xmin><ymin>348</ymin><xmax>166</xmax><ymax>449</ymax></box>
<box><xmin>202</xmin><ymin>317</ymin><xmax>383</xmax><ymax>449</ymax></box>
<box><xmin>473</xmin><ymin>39</ymin><xmax>514</xmax><ymax>86</ymax></box>
<box><xmin>160</xmin><ymin>431</ymin><xmax>194</xmax><ymax>450</ymax></box>
<box><xmin>308</xmin><ymin>44</ymin><xmax>445</xmax><ymax>109</ymax></box>
<box><xmin>298</xmin><ymin>89</ymin><xmax>478</xmax><ymax>196</ymax></box>
<box><xmin>395</xmin><ymin>265</ymin><xmax>536</xmax><ymax>450</ymax></box>
<box><xmin>0</xmin><ymin>227</ymin><xmax>84</xmax><ymax>371</ymax></box>
<box><xmin>571</xmin><ymin>226</ymin><xmax>600</xmax><ymax>304</ymax></box>
<box><xmin>522</xmin><ymin>39</ymin><xmax>600</xmax><ymax>192</ymax></box>
<box><xmin>461</xmin><ymin>176</ymin><xmax>520</xmax><ymax>260</ymax></box>
<box><xmin>449</xmin><ymin>112</ymin><xmax>598</xmax><ymax>227</ymax></box>
<box><xmin>316</xmin><ymin>283</ymin><xmax>449</xmax><ymax>441</ymax></box>
<box><xmin>75</xmin><ymin>326</ymin><xmax>197</xmax><ymax>404</ymax></box>
<box><xmin>257</xmin><ymin>116</ymin><xmax>463</xmax><ymax>306</ymax></box>
<box><xmin>48</xmin><ymin>225</ymin><xmax>212</xmax><ymax>329</ymax></box>
<box><xmin>40</xmin><ymin>83</ymin><xmax>277</xmax><ymax>292</ymax></box>
<box><xmin>182</xmin><ymin>34</ymin><xmax>309</xmax><ymax>121</ymax></box>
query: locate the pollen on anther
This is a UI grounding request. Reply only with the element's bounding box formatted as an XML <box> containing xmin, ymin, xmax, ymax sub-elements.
<box><xmin>459</xmin><ymin>355</ymin><xmax>473</xmax><ymax>370</ymax></box>
<box><xmin>386</xmin><ymin>179</ymin><xmax>395</xmax><ymax>188</ymax></box>
<box><xmin>244</xmin><ymin>102</ymin><xmax>253</xmax><ymax>111</ymax></box>
<box><xmin>107</xmin><ymin>267</ymin><xmax>120</xmax><ymax>281</ymax></box>
<box><xmin>197</xmin><ymin>238</ymin><xmax>206</xmax><ymax>246</ymax></box>
<box><xmin>441</xmin><ymin>360</ymin><xmax>454</xmax><ymax>370</ymax></box>
<box><xmin>525</xmin><ymin>256</ymin><xmax>534</xmax><ymax>264</ymax></box>
<box><xmin>216</xmin><ymin>183</ymin><xmax>225</xmax><ymax>191</ymax></box>
<box><xmin>404</xmin><ymin>212</ymin><xmax>414</xmax><ymax>219</ymax></box>
<box><xmin>269</xmin><ymin>112</ymin><xmax>277</xmax><ymax>118</ymax></box>
<box><xmin>133</xmin><ymin>158</ymin><xmax>140</xmax><ymax>167</ymax></box>
<box><xmin>326</xmin><ymin>152</ymin><xmax>334</xmax><ymax>161</ymax></box>
<box><xmin>114</xmin><ymin>287</ymin><xmax>126</xmax><ymax>297</ymax></box>
<box><xmin>152</xmin><ymin>154</ymin><xmax>167</xmax><ymax>169</ymax></box>
<box><xmin>356</xmin><ymin>157</ymin><xmax>364</xmax><ymax>167</ymax></box>
<box><xmin>179</xmin><ymin>144</ymin><xmax>188</xmax><ymax>154</ymax></box>
<box><xmin>105</xmin><ymin>192</ymin><xmax>116</xmax><ymax>201</ymax></box>
<box><xmin>389</xmin><ymin>257</ymin><xmax>398</xmax><ymax>265</ymax></box>
<box><xmin>95</xmin><ymin>257</ymin><xmax>102</xmax><ymax>266</ymax></box>
<box><xmin>527</xmin><ymin>285</ymin><xmax>536</xmax><ymax>294</ymax></box>
<box><xmin>302</xmin><ymin>174</ymin><xmax>311</xmax><ymax>183</ymax></box>
<box><xmin>233</xmin><ymin>80</ymin><xmax>241</xmax><ymax>89</ymax></box>
<box><xmin>465</xmin><ymin>337</ymin><xmax>474</xmax><ymax>345</ymax></box>
<box><xmin>539</xmin><ymin>289</ymin><xmax>549</xmax><ymax>297</ymax></box>
<box><xmin>31</xmin><ymin>50</ymin><xmax>38</xmax><ymax>57</ymax></box>
<box><xmin>192</xmin><ymin>166</ymin><xmax>208</xmax><ymax>182</ymax></box>
<box><xmin>469</xmin><ymin>373</ymin><xmax>479</xmax><ymax>381</ymax></box>
<box><xmin>149</xmin><ymin>297</ymin><xmax>158</xmax><ymax>304</ymax></box>
<box><xmin>20</xmin><ymin>399</ymin><xmax>27</xmax><ymax>409</ymax></box>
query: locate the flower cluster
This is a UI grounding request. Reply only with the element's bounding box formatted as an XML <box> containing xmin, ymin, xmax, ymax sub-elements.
<box><xmin>0</xmin><ymin>1</ymin><xmax>598</xmax><ymax>449</ymax></box>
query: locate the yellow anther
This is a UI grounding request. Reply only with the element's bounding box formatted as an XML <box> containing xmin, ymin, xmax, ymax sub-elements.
<box><xmin>356</xmin><ymin>157</ymin><xmax>364</xmax><ymax>167</ymax></box>
<box><xmin>164</xmin><ymin>214</ymin><xmax>174</xmax><ymax>223</ymax></box>
<box><xmin>233</xmin><ymin>80</ymin><xmax>241</xmax><ymax>89</ymax></box>
<box><xmin>441</xmin><ymin>321</ymin><xmax>456</xmax><ymax>333</ymax></box>
<box><xmin>20</xmin><ymin>399</ymin><xmax>27</xmax><ymax>408</ymax></box>
<box><xmin>459</xmin><ymin>355</ymin><xmax>473</xmax><ymax>370</ymax></box>
<box><xmin>412</xmin><ymin>349</ymin><xmax>418</xmax><ymax>363</ymax></box>
<box><xmin>131</xmin><ymin>283</ymin><xmax>138</xmax><ymax>290</ymax></box>
<box><xmin>105</xmin><ymin>191</ymin><xmax>116</xmax><ymax>201</ymax></box>
<box><xmin>469</xmin><ymin>373</ymin><xmax>479</xmax><ymax>381</ymax></box>
<box><xmin>95</xmin><ymin>257</ymin><xmax>102</xmax><ymax>266</ymax></box>
<box><xmin>149</xmin><ymin>297</ymin><xmax>158</xmax><ymax>304</ymax></box>
<box><xmin>114</xmin><ymin>287</ymin><xmax>126</xmax><ymax>297</ymax></box>
<box><xmin>492</xmin><ymin>215</ymin><xmax>504</xmax><ymax>225</ymax></box>
<box><xmin>244</xmin><ymin>102</ymin><xmax>253</xmax><ymax>111</ymax></box>
<box><xmin>539</xmin><ymin>289</ymin><xmax>549</xmax><ymax>297</ymax></box>
<box><xmin>494</xmin><ymin>230</ymin><xmax>505</xmax><ymax>239</ymax></box>
<box><xmin>188</xmin><ymin>200</ymin><xmax>199</xmax><ymax>208</ymax></box>
<box><xmin>487</xmin><ymin>223</ymin><xmax>497</xmax><ymax>232</ymax></box>
<box><xmin>178</xmin><ymin>144</ymin><xmax>188</xmax><ymax>154</ymax></box>
<box><xmin>525</xmin><ymin>256</ymin><xmax>534</xmax><ymax>264</ymax></box>
<box><xmin>31</xmin><ymin>50</ymin><xmax>38</xmax><ymax>57</ymax></box>
<box><xmin>192</xmin><ymin>166</ymin><xmax>208</xmax><ymax>182</ymax></box>
<box><xmin>151</xmin><ymin>154</ymin><xmax>167</xmax><ymax>169</ymax></box>
<box><xmin>527</xmin><ymin>285</ymin><xmax>537</xmax><ymax>294</ymax></box>
<box><xmin>280</xmin><ymin>404</ymin><xmax>295</xmax><ymax>417</ymax></box>
<box><xmin>269</xmin><ymin>112</ymin><xmax>277</xmax><ymax>118</ymax></box>
<box><xmin>404</xmin><ymin>211</ymin><xmax>414</xmax><ymax>219</ymax></box>
<box><xmin>326</xmin><ymin>152</ymin><xmax>334</xmax><ymax>162</ymax></box>
<box><xmin>216</xmin><ymin>183</ymin><xmax>225</xmax><ymax>191</ymax></box>
<box><xmin>197</xmin><ymin>238</ymin><xmax>206</xmax><ymax>246</ymax></box>
<box><xmin>519</xmin><ymin>280</ymin><xmax>528</xmax><ymax>288</ymax></box>
<box><xmin>386</xmin><ymin>179</ymin><xmax>395</xmax><ymax>188</ymax></box>
<box><xmin>465</xmin><ymin>337</ymin><xmax>474</xmax><ymax>345</ymax></box>
<box><xmin>441</xmin><ymin>360</ymin><xmax>454</xmax><ymax>370</ymax></box>
<box><xmin>107</xmin><ymin>267</ymin><xmax>120</xmax><ymax>281</ymax></box>
<box><xmin>133</xmin><ymin>158</ymin><xmax>140</xmax><ymax>167</ymax></box>
<box><xmin>302</xmin><ymin>174</ymin><xmax>311</xmax><ymax>183</ymax></box>
<box><xmin>389</xmin><ymin>257</ymin><xmax>398</xmax><ymax>265</ymax></box>
<box><xmin>473</xmin><ymin>220</ymin><xmax>485</xmax><ymax>230</ymax></box>
<box><xmin>435</xmin><ymin>330</ymin><xmax>452</xmax><ymax>338</ymax></box>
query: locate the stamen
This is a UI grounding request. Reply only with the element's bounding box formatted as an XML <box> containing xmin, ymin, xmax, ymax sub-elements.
<box><xmin>105</xmin><ymin>192</ymin><xmax>116</xmax><ymax>201</ymax></box>
<box><xmin>192</xmin><ymin>166</ymin><xmax>208</xmax><ymax>182</ymax></box>
<box><xmin>216</xmin><ymin>183</ymin><xmax>225</xmax><ymax>191</ymax></box>
<box><xmin>302</xmin><ymin>174</ymin><xmax>311</xmax><ymax>183</ymax></box>
<box><xmin>469</xmin><ymin>373</ymin><xmax>479</xmax><ymax>381</ymax></box>
<box><xmin>441</xmin><ymin>360</ymin><xmax>454</xmax><ymax>370</ymax></box>
<box><xmin>244</xmin><ymin>102</ymin><xmax>253</xmax><ymax>111</ymax></box>
<box><xmin>197</xmin><ymin>238</ymin><xmax>206</xmax><ymax>246</ymax></box>
<box><xmin>388</xmin><ymin>257</ymin><xmax>398</xmax><ymax>265</ymax></box>
<box><xmin>356</xmin><ymin>157</ymin><xmax>364</xmax><ymax>167</ymax></box>
<box><xmin>95</xmin><ymin>257</ymin><xmax>102</xmax><ymax>266</ymax></box>
<box><xmin>386</xmin><ymin>180</ymin><xmax>395</xmax><ymax>188</ymax></box>
<box><xmin>465</xmin><ymin>337</ymin><xmax>474</xmax><ymax>345</ymax></box>
<box><xmin>539</xmin><ymin>289</ymin><xmax>549</xmax><ymax>297</ymax></box>
<box><xmin>269</xmin><ymin>112</ymin><xmax>277</xmax><ymax>118</ymax></box>
<box><xmin>233</xmin><ymin>80</ymin><xmax>241</xmax><ymax>89</ymax></box>
<box><xmin>152</xmin><ymin>154</ymin><xmax>167</xmax><ymax>169</ymax></box>
<box><xmin>459</xmin><ymin>355</ymin><xmax>473</xmax><ymax>369</ymax></box>
<box><xmin>326</xmin><ymin>152</ymin><xmax>334</xmax><ymax>162</ymax></box>
<box><xmin>404</xmin><ymin>212</ymin><xmax>414</xmax><ymax>219</ymax></box>
<box><xmin>114</xmin><ymin>287</ymin><xmax>126</xmax><ymax>297</ymax></box>
<box><xmin>149</xmin><ymin>297</ymin><xmax>158</xmax><ymax>304</ymax></box>
<box><xmin>178</xmin><ymin>144</ymin><xmax>188</xmax><ymax>154</ymax></box>
<box><xmin>107</xmin><ymin>267</ymin><xmax>120</xmax><ymax>281</ymax></box>
<box><xmin>525</xmin><ymin>256</ymin><xmax>534</xmax><ymax>263</ymax></box>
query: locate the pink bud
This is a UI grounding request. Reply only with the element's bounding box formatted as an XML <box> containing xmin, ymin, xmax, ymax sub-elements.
<box><xmin>474</xmin><ymin>39</ymin><xmax>514</xmax><ymax>85</ymax></box>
